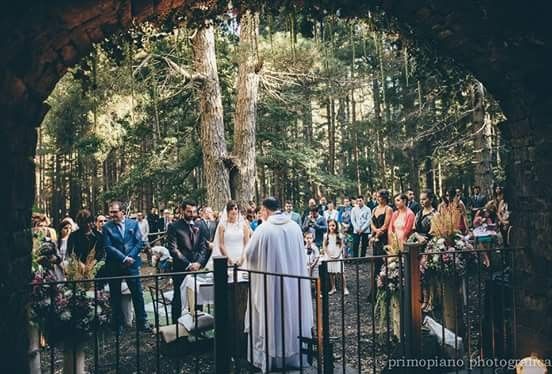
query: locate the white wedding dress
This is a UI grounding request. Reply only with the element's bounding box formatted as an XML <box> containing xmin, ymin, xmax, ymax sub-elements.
<box><xmin>222</xmin><ymin>221</ymin><xmax>245</xmax><ymax>264</ymax></box>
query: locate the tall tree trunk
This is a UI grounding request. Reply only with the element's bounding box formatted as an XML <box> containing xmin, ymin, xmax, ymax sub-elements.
<box><xmin>191</xmin><ymin>24</ymin><xmax>231</xmax><ymax>211</ymax></box>
<box><xmin>232</xmin><ymin>10</ymin><xmax>260</xmax><ymax>207</ymax></box>
<box><xmin>327</xmin><ymin>97</ymin><xmax>336</xmax><ymax>175</ymax></box>
<box><xmin>472</xmin><ymin>81</ymin><xmax>493</xmax><ymax>195</ymax></box>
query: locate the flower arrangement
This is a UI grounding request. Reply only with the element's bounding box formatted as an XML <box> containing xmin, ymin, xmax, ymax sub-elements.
<box><xmin>376</xmin><ymin>234</ymin><xmax>403</xmax><ymax>294</ymax></box>
<box><xmin>374</xmin><ymin>234</ymin><xmax>403</xmax><ymax>336</ymax></box>
<box><xmin>30</xmin><ymin>244</ymin><xmax>110</xmax><ymax>345</ymax></box>
<box><xmin>420</xmin><ymin>208</ymin><xmax>477</xmax><ymax>282</ymax></box>
<box><xmin>64</xmin><ymin>246</ymin><xmax>105</xmax><ymax>289</ymax></box>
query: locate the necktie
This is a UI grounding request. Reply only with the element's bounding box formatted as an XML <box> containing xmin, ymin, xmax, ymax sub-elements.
<box><xmin>189</xmin><ymin>223</ymin><xmax>195</xmax><ymax>246</ymax></box>
<box><xmin>118</xmin><ymin>222</ymin><xmax>124</xmax><ymax>237</ymax></box>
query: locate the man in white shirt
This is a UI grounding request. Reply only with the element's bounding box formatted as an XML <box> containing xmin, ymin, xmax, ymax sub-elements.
<box><xmin>136</xmin><ymin>212</ymin><xmax>150</xmax><ymax>244</ymax></box>
<box><xmin>350</xmin><ymin>195</ymin><xmax>372</xmax><ymax>257</ymax></box>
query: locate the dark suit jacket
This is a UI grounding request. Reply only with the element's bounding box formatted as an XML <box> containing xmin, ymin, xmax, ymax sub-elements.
<box><xmin>167</xmin><ymin>219</ymin><xmax>209</xmax><ymax>271</ymax></box>
<box><xmin>103</xmin><ymin>219</ymin><xmax>143</xmax><ymax>273</ymax></box>
<box><xmin>470</xmin><ymin>194</ymin><xmax>488</xmax><ymax>210</ymax></box>
<box><xmin>408</xmin><ymin>200</ymin><xmax>421</xmax><ymax>215</ymax></box>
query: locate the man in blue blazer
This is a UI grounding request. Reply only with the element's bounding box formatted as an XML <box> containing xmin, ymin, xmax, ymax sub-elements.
<box><xmin>103</xmin><ymin>200</ymin><xmax>151</xmax><ymax>333</ymax></box>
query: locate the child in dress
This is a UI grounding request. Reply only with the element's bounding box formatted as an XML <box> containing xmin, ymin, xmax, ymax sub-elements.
<box><xmin>322</xmin><ymin>219</ymin><xmax>349</xmax><ymax>295</ymax></box>
<box><xmin>304</xmin><ymin>232</ymin><xmax>320</xmax><ymax>278</ymax></box>
<box><xmin>473</xmin><ymin>206</ymin><xmax>496</xmax><ymax>267</ymax></box>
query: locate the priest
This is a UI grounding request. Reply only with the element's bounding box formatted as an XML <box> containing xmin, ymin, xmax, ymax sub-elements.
<box><xmin>244</xmin><ymin>197</ymin><xmax>314</xmax><ymax>372</ymax></box>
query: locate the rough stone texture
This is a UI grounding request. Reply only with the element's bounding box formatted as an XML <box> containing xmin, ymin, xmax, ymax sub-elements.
<box><xmin>1</xmin><ymin>1</ymin><xmax>552</xmax><ymax>372</ymax></box>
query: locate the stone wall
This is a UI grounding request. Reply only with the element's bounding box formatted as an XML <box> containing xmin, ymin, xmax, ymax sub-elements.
<box><xmin>501</xmin><ymin>101</ymin><xmax>552</xmax><ymax>357</ymax></box>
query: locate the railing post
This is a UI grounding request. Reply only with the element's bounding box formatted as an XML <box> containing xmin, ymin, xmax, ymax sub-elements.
<box><xmin>319</xmin><ymin>261</ymin><xmax>333</xmax><ymax>374</ymax></box>
<box><xmin>213</xmin><ymin>256</ymin><xmax>230</xmax><ymax>373</ymax></box>
<box><xmin>404</xmin><ymin>243</ymin><xmax>422</xmax><ymax>358</ymax></box>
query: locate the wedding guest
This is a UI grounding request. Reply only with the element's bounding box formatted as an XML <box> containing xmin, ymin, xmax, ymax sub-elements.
<box><xmin>413</xmin><ymin>189</ymin><xmax>436</xmax><ymax>243</ymax></box>
<box><xmin>438</xmin><ymin>188</ymin><xmax>469</xmax><ymax>234</ymax></box>
<box><xmin>57</xmin><ymin>218</ymin><xmax>73</xmax><ymax>261</ymax></box>
<box><xmin>95</xmin><ymin>215</ymin><xmax>107</xmax><ymax>233</ymax></box>
<box><xmin>337</xmin><ymin>197</ymin><xmax>353</xmax><ymax>228</ymax></box>
<box><xmin>473</xmin><ymin>204</ymin><xmax>496</xmax><ymax>267</ymax></box>
<box><xmin>147</xmin><ymin>208</ymin><xmax>161</xmax><ymax>243</ymax></box>
<box><xmin>338</xmin><ymin>197</ymin><xmax>354</xmax><ymax>257</ymax></box>
<box><xmin>388</xmin><ymin>193</ymin><xmax>415</xmax><ymax>246</ymax></box>
<box><xmin>415</xmin><ymin>190</ymin><xmax>436</xmax><ymax>312</ymax></box>
<box><xmin>323</xmin><ymin>201</ymin><xmax>339</xmax><ymax>221</ymax></box>
<box><xmin>351</xmin><ymin>195</ymin><xmax>372</xmax><ymax>257</ymax></box>
<box><xmin>367</xmin><ymin>191</ymin><xmax>378</xmax><ymax>210</ymax></box>
<box><xmin>407</xmin><ymin>188</ymin><xmax>421</xmax><ymax>215</ymax></box>
<box><xmin>250</xmin><ymin>209</ymin><xmax>263</xmax><ymax>231</ymax></box>
<box><xmin>302</xmin><ymin>207</ymin><xmax>328</xmax><ymax>248</ymax></box>
<box><xmin>204</xmin><ymin>207</ymin><xmax>218</xmax><ymax>242</ymax></box>
<box><xmin>468</xmin><ymin>185</ymin><xmax>488</xmax><ymax>214</ymax></box>
<box><xmin>136</xmin><ymin>212</ymin><xmax>150</xmax><ymax>244</ymax></box>
<box><xmin>36</xmin><ymin>236</ymin><xmax>64</xmax><ymax>281</ymax></box>
<box><xmin>494</xmin><ymin>186</ymin><xmax>510</xmax><ymax>244</ymax></box>
<box><xmin>161</xmin><ymin>209</ymin><xmax>172</xmax><ymax>232</ymax></box>
<box><xmin>284</xmin><ymin>201</ymin><xmax>302</xmax><ymax>226</ymax></box>
<box><xmin>34</xmin><ymin>214</ymin><xmax>57</xmax><ymax>241</ymax></box>
<box><xmin>322</xmin><ymin>219</ymin><xmax>349</xmax><ymax>295</ymax></box>
<box><xmin>302</xmin><ymin>198</ymin><xmax>319</xmax><ymax>223</ymax></box>
<box><xmin>304</xmin><ymin>231</ymin><xmax>320</xmax><ymax>278</ymax></box>
<box><xmin>370</xmin><ymin>190</ymin><xmax>393</xmax><ymax>257</ymax></box>
<box><xmin>67</xmin><ymin>209</ymin><xmax>104</xmax><ymax>263</ymax></box>
<box><xmin>103</xmin><ymin>201</ymin><xmax>151</xmax><ymax>333</ymax></box>
<box><xmin>319</xmin><ymin>196</ymin><xmax>328</xmax><ymax>213</ymax></box>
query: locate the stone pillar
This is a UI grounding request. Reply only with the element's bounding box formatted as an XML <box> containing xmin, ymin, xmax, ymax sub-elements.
<box><xmin>0</xmin><ymin>93</ymin><xmax>46</xmax><ymax>373</ymax></box>
<box><xmin>501</xmin><ymin>101</ymin><xmax>552</xmax><ymax>358</ymax></box>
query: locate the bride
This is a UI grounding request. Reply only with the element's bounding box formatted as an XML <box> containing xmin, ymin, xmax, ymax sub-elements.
<box><xmin>213</xmin><ymin>201</ymin><xmax>251</xmax><ymax>266</ymax></box>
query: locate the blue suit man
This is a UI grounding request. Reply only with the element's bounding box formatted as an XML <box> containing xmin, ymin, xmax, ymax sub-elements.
<box><xmin>103</xmin><ymin>201</ymin><xmax>150</xmax><ymax>332</ymax></box>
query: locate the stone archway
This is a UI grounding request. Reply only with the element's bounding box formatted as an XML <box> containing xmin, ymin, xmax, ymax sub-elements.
<box><xmin>1</xmin><ymin>1</ymin><xmax>551</xmax><ymax>372</ymax></box>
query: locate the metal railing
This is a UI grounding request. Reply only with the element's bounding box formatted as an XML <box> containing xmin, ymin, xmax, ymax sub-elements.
<box><xmin>30</xmin><ymin>247</ymin><xmax>520</xmax><ymax>373</ymax></box>
<box><xmin>30</xmin><ymin>270</ymin><xmax>215</xmax><ymax>373</ymax></box>
<box><xmin>318</xmin><ymin>244</ymin><xmax>520</xmax><ymax>373</ymax></box>
<box><xmin>212</xmin><ymin>257</ymin><xmax>323</xmax><ymax>373</ymax></box>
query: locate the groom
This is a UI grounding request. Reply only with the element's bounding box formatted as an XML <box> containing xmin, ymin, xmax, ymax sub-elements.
<box><xmin>167</xmin><ymin>200</ymin><xmax>209</xmax><ymax>323</ymax></box>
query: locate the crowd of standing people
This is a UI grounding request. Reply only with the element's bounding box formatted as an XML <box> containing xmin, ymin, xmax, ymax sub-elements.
<box><xmin>31</xmin><ymin>183</ymin><xmax>509</xmax><ymax>372</ymax></box>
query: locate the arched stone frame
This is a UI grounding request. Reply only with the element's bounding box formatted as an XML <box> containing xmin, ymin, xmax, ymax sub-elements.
<box><xmin>1</xmin><ymin>1</ymin><xmax>551</xmax><ymax>372</ymax></box>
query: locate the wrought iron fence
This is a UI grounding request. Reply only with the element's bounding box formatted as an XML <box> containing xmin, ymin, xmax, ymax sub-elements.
<box><xmin>319</xmin><ymin>244</ymin><xmax>520</xmax><ymax>373</ymax></box>
<box><xmin>30</xmin><ymin>270</ymin><xmax>215</xmax><ymax>374</ymax></box>
<box><xmin>30</xmin><ymin>248</ymin><xmax>520</xmax><ymax>373</ymax></box>
<box><xmin>212</xmin><ymin>257</ymin><xmax>323</xmax><ymax>373</ymax></box>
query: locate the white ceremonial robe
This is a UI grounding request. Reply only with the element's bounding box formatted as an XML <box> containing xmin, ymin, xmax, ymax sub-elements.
<box><xmin>244</xmin><ymin>212</ymin><xmax>314</xmax><ymax>373</ymax></box>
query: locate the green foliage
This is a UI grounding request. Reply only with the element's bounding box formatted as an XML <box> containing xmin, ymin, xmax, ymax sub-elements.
<box><xmin>37</xmin><ymin>14</ymin><xmax>505</xmax><ymax>220</ymax></box>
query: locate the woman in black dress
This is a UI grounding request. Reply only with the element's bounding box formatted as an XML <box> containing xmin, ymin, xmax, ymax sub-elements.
<box><xmin>370</xmin><ymin>189</ymin><xmax>393</xmax><ymax>257</ymax></box>
<box><xmin>415</xmin><ymin>190</ymin><xmax>436</xmax><ymax>312</ymax></box>
<box><xmin>414</xmin><ymin>189</ymin><xmax>436</xmax><ymax>243</ymax></box>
